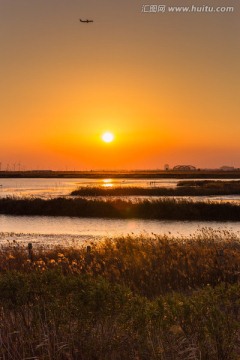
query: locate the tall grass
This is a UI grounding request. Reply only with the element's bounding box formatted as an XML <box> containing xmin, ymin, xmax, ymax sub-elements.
<box><xmin>0</xmin><ymin>197</ymin><xmax>240</xmax><ymax>220</ymax></box>
<box><xmin>71</xmin><ymin>181</ymin><xmax>240</xmax><ymax>196</ymax></box>
<box><xmin>1</xmin><ymin>230</ymin><xmax>240</xmax><ymax>295</ymax></box>
<box><xmin>0</xmin><ymin>231</ymin><xmax>240</xmax><ymax>359</ymax></box>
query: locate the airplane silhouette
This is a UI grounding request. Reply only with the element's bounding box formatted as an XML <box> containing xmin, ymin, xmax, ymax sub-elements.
<box><xmin>79</xmin><ymin>19</ymin><xmax>93</xmax><ymax>23</ymax></box>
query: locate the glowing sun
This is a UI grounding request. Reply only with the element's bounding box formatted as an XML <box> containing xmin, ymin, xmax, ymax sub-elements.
<box><xmin>102</xmin><ymin>132</ymin><xmax>114</xmax><ymax>143</ymax></box>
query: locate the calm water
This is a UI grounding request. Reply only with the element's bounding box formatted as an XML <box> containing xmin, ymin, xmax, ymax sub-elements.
<box><xmin>0</xmin><ymin>178</ymin><xmax>180</xmax><ymax>198</ymax></box>
<box><xmin>0</xmin><ymin>215</ymin><xmax>240</xmax><ymax>247</ymax></box>
<box><xmin>0</xmin><ymin>178</ymin><xmax>240</xmax><ymax>247</ymax></box>
<box><xmin>0</xmin><ymin>178</ymin><xmax>240</xmax><ymax>203</ymax></box>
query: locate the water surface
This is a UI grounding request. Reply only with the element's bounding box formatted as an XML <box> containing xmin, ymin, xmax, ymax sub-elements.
<box><xmin>0</xmin><ymin>178</ymin><xmax>240</xmax><ymax>203</ymax></box>
<box><xmin>0</xmin><ymin>214</ymin><xmax>239</xmax><ymax>247</ymax></box>
<box><xmin>1</xmin><ymin>178</ymin><xmax>239</xmax><ymax>247</ymax></box>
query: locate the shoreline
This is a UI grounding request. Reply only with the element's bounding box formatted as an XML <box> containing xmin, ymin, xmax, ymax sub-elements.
<box><xmin>1</xmin><ymin>169</ymin><xmax>240</xmax><ymax>179</ymax></box>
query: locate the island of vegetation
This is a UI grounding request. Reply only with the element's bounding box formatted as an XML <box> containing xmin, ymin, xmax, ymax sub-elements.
<box><xmin>0</xmin><ymin>197</ymin><xmax>240</xmax><ymax>221</ymax></box>
<box><xmin>71</xmin><ymin>180</ymin><xmax>240</xmax><ymax>197</ymax></box>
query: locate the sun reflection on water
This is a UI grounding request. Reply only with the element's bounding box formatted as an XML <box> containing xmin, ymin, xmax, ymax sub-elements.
<box><xmin>102</xmin><ymin>179</ymin><xmax>114</xmax><ymax>188</ymax></box>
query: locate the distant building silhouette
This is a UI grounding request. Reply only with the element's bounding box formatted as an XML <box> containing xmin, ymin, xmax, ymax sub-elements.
<box><xmin>220</xmin><ymin>166</ymin><xmax>235</xmax><ymax>171</ymax></box>
<box><xmin>173</xmin><ymin>165</ymin><xmax>196</xmax><ymax>171</ymax></box>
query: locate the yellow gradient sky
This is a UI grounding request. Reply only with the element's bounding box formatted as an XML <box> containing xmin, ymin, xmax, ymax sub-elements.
<box><xmin>0</xmin><ymin>0</ymin><xmax>239</xmax><ymax>170</ymax></box>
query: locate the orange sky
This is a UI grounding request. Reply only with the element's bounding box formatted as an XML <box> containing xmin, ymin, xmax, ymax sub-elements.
<box><xmin>0</xmin><ymin>0</ymin><xmax>239</xmax><ymax>170</ymax></box>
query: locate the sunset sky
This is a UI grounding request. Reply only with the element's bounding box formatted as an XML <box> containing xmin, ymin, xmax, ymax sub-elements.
<box><xmin>0</xmin><ymin>0</ymin><xmax>239</xmax><ymax>170</ymax></box>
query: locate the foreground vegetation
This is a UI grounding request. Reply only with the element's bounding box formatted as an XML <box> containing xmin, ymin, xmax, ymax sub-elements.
<box><xmin>0</xmin><ymin>197</ymin><xmax>240</xmax><ymax>221</ymax></box>
<box><xmin>71</xmin><ymin>180</ymin><xmax>240</xmax><ymax>197</ymax></box>
<box><xmin>0</xmin><ymin>231</ymin><xmax>240</xmax><ymax>359</ymax></box>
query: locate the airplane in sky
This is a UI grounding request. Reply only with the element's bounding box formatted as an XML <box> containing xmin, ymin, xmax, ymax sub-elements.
<box><xmin>79</xmin><ymin>19</ymin><xmax>94</xmax><ymax>23</ymax></box>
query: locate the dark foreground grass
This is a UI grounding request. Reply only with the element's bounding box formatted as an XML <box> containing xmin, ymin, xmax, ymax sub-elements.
<box><xmin>0</xmin><ymin>232</ymin><xmax>240</xmax><ymax>359</ymax></box>
<box><xmin>0</xmin><ymin>196</ymin><xmax>240</xmax><ymax>220</ymax></box>
<box><xmin>71</xmin><ymin>181</ymin><xmax>240</xmax><ymax>197</ymax></box>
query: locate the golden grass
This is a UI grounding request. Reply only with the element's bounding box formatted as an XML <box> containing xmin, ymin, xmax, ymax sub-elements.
<box><xmin>1</xmin><ymin>229</ymin><xmax>240</xmax><ymax>295</ymax></box>
<box><xmin>1</xmin><ymin>230</ymin><xmax>240</xmax><ymax>359</ymax></box>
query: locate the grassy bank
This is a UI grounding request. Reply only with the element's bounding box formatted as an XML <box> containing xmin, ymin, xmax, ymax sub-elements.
<box><xmin>71</xmin><ymin>180</ymin><xmax>240</xmax><ymax>196</ymax></box>
<box><xmin>0</xmin><ymin>233</ymin><xmax>240</xmax><ymax>359</ymax></box>
<box><xmin>1</xmin><ymin>231</ymin><xmax>240</xmax><ymax>294</ymax></box>
<box><xmin>0</xmin><ymin>197</ymin><xmax>240</xmax><ymax>220</ymax></box>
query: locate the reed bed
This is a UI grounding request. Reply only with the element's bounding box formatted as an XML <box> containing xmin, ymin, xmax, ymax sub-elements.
<box><xmin>0</xmin><ymin>231</ymin><xmax>240</xmax><ymax>359</ymax></box>
<box><xmin>71</xmin><ymin>181</ymin><xmax>240</xmax><ymax>197</ymax></box>
<box><xmin>177</xmin><ymin>180</ymin><xmax>240</xmax><ymax>187</ymax></box>
<box><xmin>1</xmin><ymin>230</ymin><xmax>240</xmax><ymax>294</ymax></box>
<box><xmin>0</xmin><ymin>197</ymin><xmax>240</xmax><ymax>220</ymax></box>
